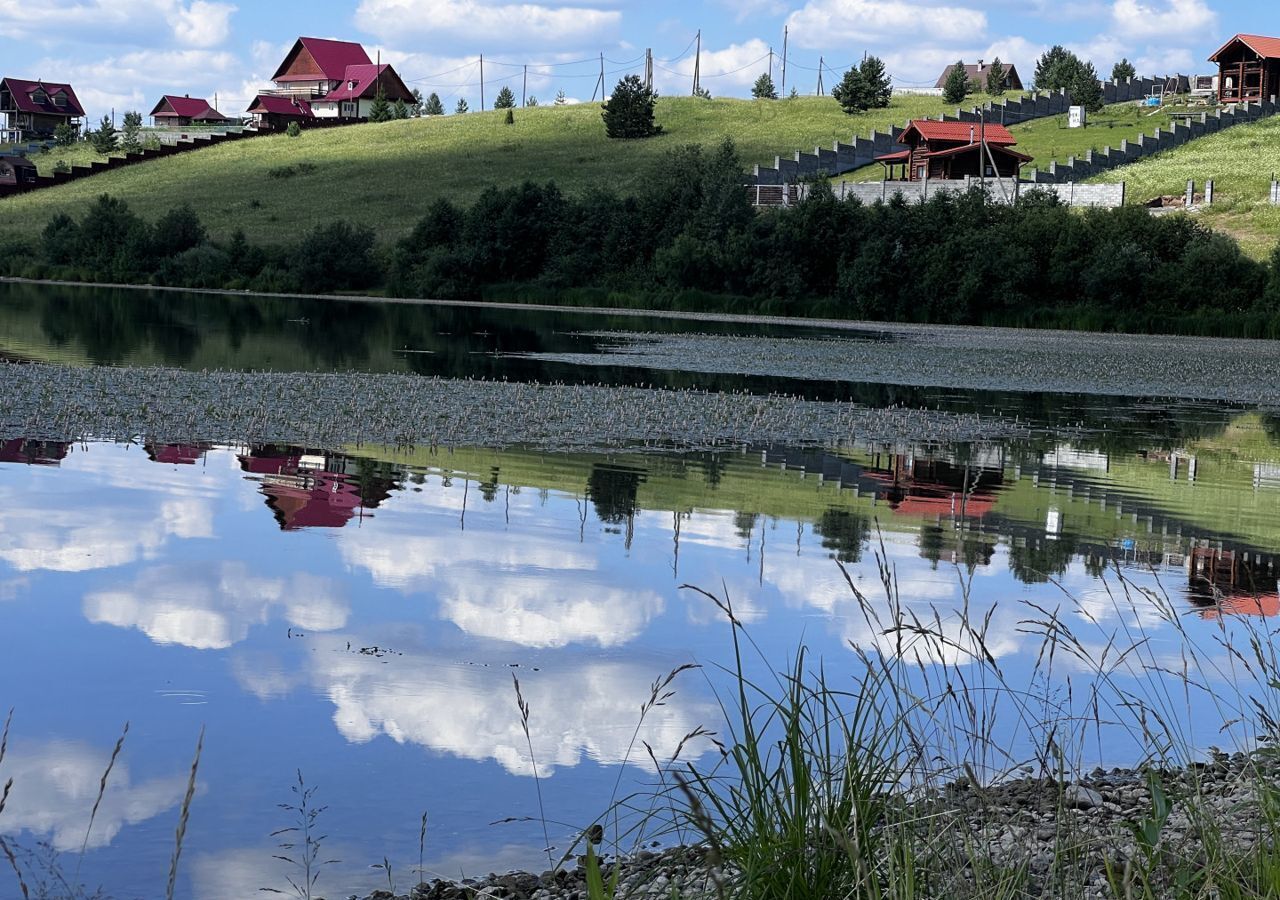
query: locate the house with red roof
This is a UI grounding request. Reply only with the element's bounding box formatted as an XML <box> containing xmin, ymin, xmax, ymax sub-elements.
<box><xmin>934</xmin><ymin>60</ymin><xmax>1024</xmax><ymax>93</ymax></box>
<box><xmin>0</xmin><ymin>77</ymin><xmax>84</xmax><ymax>142</ymax></box>
<box><xmin>1209</xmin><ymin>34</ymin><xmax>1280</xmax><ymax>104</ymax></box>
<box><xmin>149</xmin><ymin>95</ymin><xmax>231</xmax><ymax>127</ymax></box>
<box><xmin>875</xmin><ymin>119</ymin><xmax>1032</xmax><ymax>182</ymax></box>
<box><xmin>247</xmin><ymin>37</ymin><xmax>414</xmax><ymax>129</ymax></box>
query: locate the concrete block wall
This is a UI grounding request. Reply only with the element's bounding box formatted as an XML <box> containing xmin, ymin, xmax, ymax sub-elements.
<box><xmin>749</xmin><ymin>78</ymin><xmax>1169</xmax><ymax>187</ymax></box>
<box><xmin>824</xmin><ymin>176</ymin><xmax>1124</xmax><ymax>208</ymax></box>
<box><xmin>1026</xmin><ymin>97</ymin><xmax>1278</xmax><ymax>185</ymax></box>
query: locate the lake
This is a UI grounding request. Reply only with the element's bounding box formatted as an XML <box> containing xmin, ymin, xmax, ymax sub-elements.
<box><xmin>3</xmin><ymin>281</ymin><xmax>1280</xmax><ymax>899</ymax></box>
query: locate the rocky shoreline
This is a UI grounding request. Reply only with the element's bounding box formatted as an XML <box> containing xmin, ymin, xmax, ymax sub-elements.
<box><xmin>347</xmin><ymin>751</ymin><xmax>1280</xmax><ymax>900</ymax></box>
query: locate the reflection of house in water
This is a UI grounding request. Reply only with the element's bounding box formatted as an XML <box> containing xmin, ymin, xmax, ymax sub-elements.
<box><xmin>858</xmin><ymin>454</ymin><xmax>1003</xmax><ymax>520</ymax></box>
<box><xmin>239</xmin><ymin>446</ymin><xmax>401</xmax><ymax>530</ymax></box>
<box><xmin>0</xmin><ymin>439</ymin><xmax>70</xmax><ymax>466</ymax></box>
<box><xmin>1187</xmin><ymin>546</ymin><xmax>1280</xmax><ymax>618</ymax></box>
<box><xmin>145</xmin><ymin>443</ymin><xmax>210</xmax><ymax>466</ymax></box>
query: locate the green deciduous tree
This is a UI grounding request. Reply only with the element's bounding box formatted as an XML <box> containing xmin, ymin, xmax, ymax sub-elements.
<box><xmin>494</xmin><ymin>86</ymin><xmax>516</xmax><ymax>109</ymax></box>
<box><xmin>1112</xmin><ymin>58</ymin><xmax>1137</xmax><ymax>81</ymax></box>
<box><xmin>986</xmin><ymin>58</ymin><xmax>1007</xmax><ymax>95</ymax></box>
<box><xmin>53</xmin><ymin>122</ymin><xmax>77</xmax><ymax>147</ymax></box>
<box><xmin>601</xmin><ymin>74</ymin><xmax>663</xmax><ymax>139</ymax></box>
<box><xmin>942</xmin><ymin>60</ymin><xmax>970</xmax><ymax>105</ymax></box>
<box><xmin>752</xmin><ymin>73</ymin><xmax>778</xmax><ymax>100</ymax></box>
<box><xmin>88</xmin><ymin>115</ymin><xmax>118</xmax><ymax>155</ymax></box>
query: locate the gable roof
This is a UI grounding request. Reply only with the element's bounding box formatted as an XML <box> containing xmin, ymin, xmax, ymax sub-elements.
<box><xmin>934</xmin><ymin>62</ymin><xmax>1023</xmax><ymax>89</ymax></box>
<box><xmin>1209</xmin><ymin>33</ymin><xmax>1280</xmax><ymax>62</ymax></box>
<box><xmin>272</xmin><ymin>37</ymin><xmax>372</xmax><ymax>83</ymax></box>
<box><xmin>321</xmin><ymin>64</ymin><xmax>413</xmax><ymax>102</ymax></box>
<box><xmin>899</xmin><ymin>119</ymin><xmax>1018</xmax><ymax>145</ymax></box>
<box><xmin>149</xmin><ymin>95</ymin><xmax>229</xmax><ymax>121</ymax></box>
<box><xmin>247</xmin><ymin>94</ymin><xmax>314</xmax><ymax>117</ymax></box>
<box><xmin>1</xmin><ymin>77</ymin><xmax>85</xmax><ymax>117</ymax></box>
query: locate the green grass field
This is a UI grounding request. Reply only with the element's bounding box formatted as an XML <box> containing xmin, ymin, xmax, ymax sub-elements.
<box><xmin>0</xmin><ymin>94</ymin><xmax>1009</xmax><ymax>246</ymax></box>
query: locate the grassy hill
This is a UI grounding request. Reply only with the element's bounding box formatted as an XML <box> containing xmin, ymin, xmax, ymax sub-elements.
<box><xmin>0</xmin><ymin>94</ymin><xmax>1003</xmax><ymax>247</ymax></box>
<box><xmin>1084</xmin><ymin>115</ymin><xmax>1280</xmax><ymax>259</ymax></box>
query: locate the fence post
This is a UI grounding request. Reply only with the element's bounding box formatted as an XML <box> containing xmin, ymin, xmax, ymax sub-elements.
<box><xmin>1186</xmin><ymin>179</ymin><xmax>1195</xmax><ymax>207</ymax></box>
<box><xmin>1205</xmin><ymin>179</ymin><xmax>1214</xmax><ymax>206</ymax></box>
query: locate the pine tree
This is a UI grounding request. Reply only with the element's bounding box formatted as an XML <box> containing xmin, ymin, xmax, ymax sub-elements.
<box><xmin>789</xmin><ymin>86</ymin><xmax>799</xmax><ymax>100</ymax></box>
<box><xmin>1069</xmin><ymin>60</ymin><xmax>1104</xmax><ymax>112</ymax></box>
<box><xmin>526</xmin><ymin>95</ymin><xmax>539</xmax><ymax>107</ymax></box>
<box><xmin>752</xmin><ymin>72</ymin><xmax>778</xmax><ymax>100</ymax></box>
<box><xmin>423</xmin><ymin>93</ymin><xmax>445</xmax><ymax>116</ymax></box>
<box><xmin>393</xmin><ymin>98</ymin><xmax>410</xmax><ymax>119</ymax></box>
<box><xmin>410</xmin><ymin>88</ymin><xmax>424</xmax><ymax>116</ymax></box>
<box><xmin>832</xmin><ymin>66</ymin><xmax>871</xmax><ymax>114</ymax></box>
<box><xmin>88</xmin><ymin>114</ymin><xmax>118</xmax><ymax>155</ymax></box>
<box><xmin>942</xmin><ymin>60</ymin><xmax>970</xmax><ymax>105</ymax></box>
<box><xmin>555</xmin><ymin>90</ymin><xmax>567</xmax><ymax>106</ymax></box>
<box><xmin>601</xmin><ymin>74</ymin><xmax>662</xmax><ymax>139</ymax></box>
<box><xmin>121</xmin><ymin>111</ymin><xmax>143</xmax><ymax>153</ymax></box>
<box><xmin>1112</xmin><ymin>58</ymin><xmax>1136</xmax><ymax>81</ymax></box>
<box><xmin>694</xmin><ymin>86</ymin><xmax>712</xmax><ymax>100</ymax></box>
<box><xmin>455</xmin><ymin>98</ymin><xmax>469</xmax><ymax>114</ymax></box>
<box><xmin>859</xmin><ymin>55</ymin><xmax>892</xmax><ymax>108</ymax></box>
<box><xmin>367</xmin><ymin>90</ymin><xmax>393</xmax><ymax>122</ymax></box>
<box><xmin>986</xmin><ymin>58</ymin><xmax>1007</xmax><ymax>95</ymax></box>
<box><xmin>494</xmin><ymin>86</ymin><xmax>516</xmax><ymax>109</ymax></box>
<box><xmin>1034</xmin><ymin>46</ymin><xmax>1074</xmax><ymax>91</ymax></box>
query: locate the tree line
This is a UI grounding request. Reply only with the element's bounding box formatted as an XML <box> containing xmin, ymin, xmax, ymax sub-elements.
<box><xmin>4</xmin><ymin>141</ymin><xmax>1279</xmax><ymax>337</ymax></box>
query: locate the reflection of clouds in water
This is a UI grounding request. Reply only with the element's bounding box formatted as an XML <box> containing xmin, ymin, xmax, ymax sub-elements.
<box><xmin>230</xmin><ymin>652</ymin><xmax>308</xmax><ymax>700</ymax></box>
<box><xmin>311</xmin><ymin>640</ymin><xmax>714</xmax><ymax>776</ymax></box>
<box><xmin>0</xmin><ymin>576</ymin><xmax>28</xmax><ymax>601</ymax></box>
<box><xmin>439</xmin><ymin>572</ymin><xmax>663</xmax><ymax>648</ymax></box>
<box><xmin>84</xmin><ymin>563</ymin><xmax>348</xmax><ymax>649</ymax></box>
<box><xmin>0</xmin><ymin>740</ymin><xmax>185</xmax><ymax>851</ymax></box>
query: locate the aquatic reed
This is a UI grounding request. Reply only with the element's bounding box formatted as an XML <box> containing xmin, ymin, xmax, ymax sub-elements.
<box><xmin>74</xmin><ymin>721</ymin><xmax>128</xmax><ymax>887</ymax></box>
<box><xmin>166</xmin><ymin>725</ymin><xmax>203</xmax><ymax>900</ymax></box>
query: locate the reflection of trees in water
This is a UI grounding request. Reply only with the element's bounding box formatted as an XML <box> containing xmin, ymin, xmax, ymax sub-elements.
<box><xmin>479</xmin><ymin>467</ymin><xmax>501</xmax><ymax>502</ymax></box>
<box><xmin>814</xmin><ymin>509</ymin><xmax>870</xmax><ymax>563</ymax></box>
<box><xmin>918</xmin><ymin>524</ymin><xmax>996</xmax><ymax>570</ymax></box>
<box><xmin>734</xmin><ymin>510</ymin><xmax>759</xmax><ymax>540</ymax></box>
<box><xmin>1008</xmin><ymin>534</ymin><xmax>1077</xmax><ymax>584</ymax></box>
<box><xmin>588</xmin><ymin>464</ymin><xmax>645</xmax><ymax>524</ymax></box>
<box><xmin>352</xmin><ymin>457</ymin><xmax>402</xmax><ymax>507</ymax></box>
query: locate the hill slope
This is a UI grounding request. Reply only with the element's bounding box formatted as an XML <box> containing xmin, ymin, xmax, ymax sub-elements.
<box><xmin>0</xmin><ymin>95</ymin><xmax>982</xmax><ymax>246</ymax></box>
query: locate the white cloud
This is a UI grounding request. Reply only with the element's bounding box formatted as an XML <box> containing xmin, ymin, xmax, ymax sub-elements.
<box><xmin>786</xmin><ymin>0</ymin><xmax>988</xmax><ymax>48</ymax></box>
<box><xmin>0</xmin><ymin>0</ymin><xmax>236</xmax><ymax>47</ymax></box>
<box><xmin>355</xmin><ymin>0</ymin><xmax>621</xmax><ymax>48</ymax></box>
<box><xmin>0</xmin><ymin>739</ymin><xmax>185</xmax><ymax>851</ymax></box>
<box><xmin>653</xmin><ymin>39</ymin><xmax>775</xmax><ymax>95</ymax></box>
<box><xmin>169</xmin><ymin>0</ymin><xmax>236</xmax><ymax>47</ymax></box>
<box><xmin>83</xmin><ymin>563</ymin><xmax>348</xmax><ymax>649</ymax></box>
<box><xmin>1110</xmin><ymin>0</ymin><xmax>1214</xmax><ymax>41</ymax></box>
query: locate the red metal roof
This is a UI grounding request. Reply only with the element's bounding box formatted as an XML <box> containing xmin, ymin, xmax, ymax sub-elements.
<box><xmin>1209</xmin><ymin>33</ymin><xmax>1280</xmax><ymax>62</ymax></box>
<box><xmin>321</xmin><ymin>64</ymin><xmax>412</xmax><ymax>102</ymax></box>
<box><xmin>273</xmin><ymin>37</ymin><xmax>372</xmax><ymax>83</ymax></box>
<box><xmin>900</xmin><ymin>119</ymin><xmax>1017</xmax><ymax>145</ymax></box>
<box><xmin>1</xmin><ymin>77</ymin><xmax>85</xmax><ymax>117</ymax></box>
<box><xmin>247</xmin><ymin>94</ymin><xmax>314</xmax><ymax>117</ymax></box>
<box><xmin>923</xmin><ymin>142</ymin><xmax>1034</xmax><ymax>162</ymax></box>
<box><xmin>150</xmin><ymin>95</ymin><xmax>228</xmax><ymax>121</ymax></box>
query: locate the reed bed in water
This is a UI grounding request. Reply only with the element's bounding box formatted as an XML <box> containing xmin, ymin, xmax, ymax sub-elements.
<box><xmin>0</xmin><ymin>362</ymin><xmax>1024</xmax><ymax>451</ymax></box>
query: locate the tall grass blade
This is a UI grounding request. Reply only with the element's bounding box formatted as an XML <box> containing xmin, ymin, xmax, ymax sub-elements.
<box><xmin>166</xmin><ymin>725</ymin><xmax>204</xmax><ymax>900</ymax></box>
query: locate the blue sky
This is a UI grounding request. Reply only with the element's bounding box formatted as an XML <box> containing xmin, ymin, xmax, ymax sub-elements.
<box><xmin>0</xmin><ymin>0</ymin><xmax>1266</xmax><ymax>122</ymax></box>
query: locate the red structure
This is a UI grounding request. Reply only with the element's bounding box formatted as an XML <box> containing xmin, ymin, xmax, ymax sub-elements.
<box><xmin>0</xmin><ymin>77</ymin><xmax>84</xmax><ymax>141</ymax></box>
<box><xmin>245</xmin><ymin>94</ymin><xmax>314</xmax><ymax>130</ymax></box>
<box><xmin>1209</xmin><ymin>34</ymin><xmax>1280</xmax><ymax>104</ymax></box>
<box><xmin>148</xmin><ymin>95</ymin><xmax>231</xmax><ymax>127</ymax></box>
<box><xmin>876</xmin><ymin>120</ymin><xmax>1032</xmax><ymax>181</ymax></box>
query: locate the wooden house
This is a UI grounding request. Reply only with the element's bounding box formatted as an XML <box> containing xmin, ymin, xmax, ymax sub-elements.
<box><xmin>0</xmin><ymin>77</ymin><xmax>84</xmax><ymax>141</ymax></box>
<box><xmin>246</xmin><ymin>94</ymin><xmax>315</xmax><ymax>131</ymax></box>
<box><xmin>252</xmin><ymin>37</ymin><xmax>414</xmax><ymax>124</ymax></box>
<box><xmin>149</xmin><ymin>95</ymin><xmax>231</xmax><ymax>127</ymax></box>
<box><xmin>0</xmin><ymin>154</ymin><xmax>37</xmax><ymax>186</ymax></box>
<box><xmin>935</xmin><ymin>60</ymin><xmax>1024</xmax><ymax>92</ymax></box>
<box><xmin>875</xmin><ymin>119</ymin><xmax>1032</xmax><ymax>181</ymax></box>
<box><xmin>1209</xmin><ymin>34</ymin><xmax>1280</xmax><ymax>103</ymax></box>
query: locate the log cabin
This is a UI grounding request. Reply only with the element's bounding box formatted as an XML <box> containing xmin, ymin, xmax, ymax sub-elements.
<box><xmin>149</xmin><ymin>95</ymin><xmax>232</xmax><ymax>127</ymax></box>
<box><xmin>1209</xmin><ymin>34</ymin><xmax>1280</xmax><ymax>104</ymax></box>
<box><xmin>934</xmin><ymin>60</ymin><xmax>1024</xmax><ymax>92</ymax></box>
<box><xmin>0</xmin><ymin>77</ymin><xmax>84</xmax><ymax>142</ymax></box>
<box><xmin>875</xmin><ymin>119</ymin><xmax>1032</xmax><ymax>181</ymax></box>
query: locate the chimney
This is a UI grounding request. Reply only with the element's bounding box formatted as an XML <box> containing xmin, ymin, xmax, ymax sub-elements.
<box><xmin>977</xmin><ymin>59</ymin><xmax>984</xmax><ymax>69</ymax></box>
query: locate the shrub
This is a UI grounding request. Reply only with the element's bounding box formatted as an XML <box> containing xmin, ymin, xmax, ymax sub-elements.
<box><xmin>52</xmin><ymin>159</ymin><xmax>70</xmax><ymax>175</ymax></box>
<box><xmin>286</xmin><ymin>121</ymin><xmax>302</xmax><ymax>138</ymax></box>
<box><xmin>53</xmin><ymin>122</ymin><xmax>77</xmax><ymax>147</ymax></box>
<box><xmin>601</xmin><ymin>75</ymin><xmax>663</xmax><ymax>139</ymax></box>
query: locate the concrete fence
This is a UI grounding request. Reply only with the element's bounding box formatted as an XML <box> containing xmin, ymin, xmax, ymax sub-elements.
<box><xmin>747</xmin><ymin>77</ymin><xmax>1168</xmax><ymax>187</ymax></box>
<box><xmin>1024</xmin><ymin>97</ymin><xmax>1279</xmax><ymax>185</ymax></box>
<box><xmin>750</xmin><ymin>177</ymin><xmax>1126</xmax><ymax>208</ymax></box>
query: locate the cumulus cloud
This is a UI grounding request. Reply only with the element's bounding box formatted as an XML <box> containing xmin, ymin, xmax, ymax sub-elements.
<box><xmin>355</xmin><ymin>0</ymin><xmax>621</xmax><ymax>49</ymax></box>
<box><xmin>0</xmin><ymin>739</ymin><xmax>185</xmax><ymax>851</ymax></box>
<box><xmin>786</xmin><ymin>0</ymin><xmax>987</xmax><ymax>49</ymax></box>
<box><xmin>1110</xmin><ymin>0</ymin><xmax>1214</xmax><ymax>41</ymax></box>
<box><xmin>0</xmin><ymin>0</ymin><xmax>236</xmax><ymax>47</ymax></box>
<box><xmin>83</xmin><ymin>563</ymin><xmax>348</xmax><ymax>649</ymax></box>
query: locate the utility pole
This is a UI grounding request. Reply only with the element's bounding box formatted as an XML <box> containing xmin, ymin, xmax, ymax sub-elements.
<box><xmin>692</xmin><ymin>29</ymin><xmax>701</xmax><ymax>96</ymax></box>
<box><xmin>522</xmin><ymin>64</ymin><xmax>527</xmax><ymax>107</ymax></box>
<box><xmin>645</xmin><ymin>48</ymin><xmax>653</xmax><ymax>90</ymax></box>
<box><xmin>769</xmin><ymin>46</ymin><xmax>774</xmax><ymax>82</ymax></box>
<box><xmin>600</xmin><ymin>52</ymin><xmax>605</xmax><ymax>97</ymax></box>
<box><xmin>816</xmin><ymin>56</ymin><xmax>824</xmax><ymax>96</ymax></box>
<box><xmin>781</xmin><ymin>26</ymin><xmax>788</xmax><ymax>95</ymax></box>
<box><xmin>480</xmin><ymin>54</ymin><xmax>485</xmax><ymax>110</ymax></box>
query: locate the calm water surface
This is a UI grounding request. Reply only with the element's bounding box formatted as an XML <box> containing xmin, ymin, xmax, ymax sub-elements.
<box><xmin>3</xmin><ymin>283</ymin><xmax>1280</xmax><ymax>899</ymax></box>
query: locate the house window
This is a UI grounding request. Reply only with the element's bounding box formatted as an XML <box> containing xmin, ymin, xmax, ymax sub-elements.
<box><xmin>917</xmin><ymin>165</ymin><xmax>927</xmax><ymax>180</ymax></box>
<box><xmin>53</xmin><ymin>94</ymin><xmax>66</xmax><ymax>107</ymax></box>
<box><xmin>32</xmin><ymin>91</ymin><xmax>47</xmax><ymax>105</ymax></box>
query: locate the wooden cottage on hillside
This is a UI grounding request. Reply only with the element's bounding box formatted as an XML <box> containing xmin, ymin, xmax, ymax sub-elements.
<box><xmin>1209</xmin><ymin>34</ymin><xmax>1280</xmax><ymax>103</ymax></box>
<box><xmin>0</xmin><ymin>77</ymin><xmax>84</xmax><ymax>142</ymax></box>
<box><xmin>149</xmin><ymin>95</ymin><xmax>231</xmax><ymax>127</ymax></box>
<box><xmin>0</xmin><ymin>154</ymin><xmax>36</xmax><ymax>186</ymax></box>
<box><xmin>247</xmin><ymin>37</ymin><xmax>414</xmax><ymax>128</ymax></box>
<box><xmin>935</xmin><ymin>60</ymin><xmax>1024</xmax><ymax>92</ymax></box>
<box><xmin>875</xmin><ymin>120</ymin><xmax>1032</xmax><ymax>181</ymax></box>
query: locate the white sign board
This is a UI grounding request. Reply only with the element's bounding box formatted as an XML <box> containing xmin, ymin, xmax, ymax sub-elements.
<box><xmin>1068</xmin><ymin>105</ymin><xmax>1086</xmax><ymax>128</ymax></box>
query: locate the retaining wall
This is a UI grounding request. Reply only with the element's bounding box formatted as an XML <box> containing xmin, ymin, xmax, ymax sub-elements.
<box><xmin>748</xmin><ymin>77</ymin><xmax>1166</xmax><ymax>187</ymax></box>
